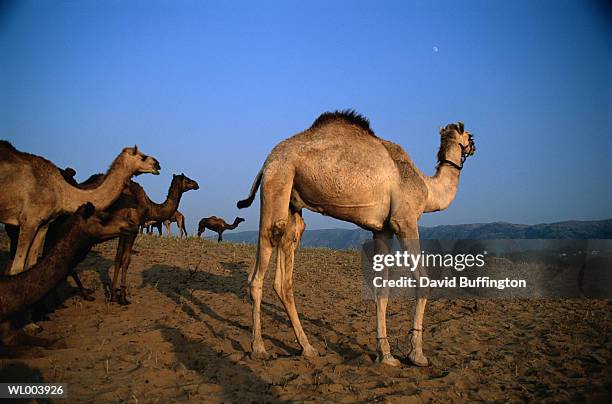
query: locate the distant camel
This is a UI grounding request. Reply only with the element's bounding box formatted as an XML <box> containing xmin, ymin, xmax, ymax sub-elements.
<box><xmin>197</xmin><ymin>216</ymin><xmax>245</xmax><ymax>242</ymax></box>
<box><xmin>0</xmin><ymin>203</ymin><xmax>138</xmax><ymax>322</ymax></box>
<box><xmin>163</xmin><ymin>211</ymin><xmax>188</xmax><ymax>237</ymax></box>
<box><xmin>237</xmin><ymin>110</ymin><xmax>475</xmax><ymax>366</ymax></box>
<box><xmin>141</xmin><ymin>211</ymin><xmax>187</xmax><ymax>237</ymax></box>
<box><xmin>142</xmin><ymin>220</ymin><xmax>162</xmax><ymax>236</ymax></box>
<box><xmin>0</xmin><ymin>142</ymin><xmax>160</xmax><ymax>275</ymax></box>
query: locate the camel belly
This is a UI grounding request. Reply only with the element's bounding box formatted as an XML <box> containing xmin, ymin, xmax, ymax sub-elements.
<box><xmin>292</xmin><ymin>166</ymin><xmax>393</xmax><ymax>230</ymax></box>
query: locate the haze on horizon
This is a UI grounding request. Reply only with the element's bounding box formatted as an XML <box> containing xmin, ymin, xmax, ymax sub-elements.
<box><xmin>1</xmin><ymin>1</ymin><xmax>610</xmax><ymax>233</ymax></box>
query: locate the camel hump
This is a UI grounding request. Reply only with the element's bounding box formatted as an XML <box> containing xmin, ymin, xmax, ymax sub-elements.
<box><xmin>0</xmin><ymin>140</ymin><xmax>17</xmax><ymax>152</ymax></box>
<box><xmin>309</xmin><ymin>109</ymin><xmax>376</xmax><ymax>136</ymax></box>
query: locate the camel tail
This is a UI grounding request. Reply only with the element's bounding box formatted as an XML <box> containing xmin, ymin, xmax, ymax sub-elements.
<box><xmin>237</xmin><ymin>168</ymin><xmax>263</xmax><ymax>209</ymax></box>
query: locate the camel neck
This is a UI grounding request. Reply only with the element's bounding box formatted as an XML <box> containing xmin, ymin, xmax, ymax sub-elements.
<box><xmin>146</xmin><ymin>179</ymin><xmax>183</xmax><ymax>221</ymax></box>
<box><xmin>63</xmin><ymin>156</ymin><xmax>131</xmax><ymax>212</ymax></box>
<box><xmin>226</xmin><ymin>219</ymin><xmax>240</xmax><ymax>230</ymax></box>
<box><xmin>422</xmin><ymin>143</ymin><xmax>463</xmax><ymax>213</ymax></box>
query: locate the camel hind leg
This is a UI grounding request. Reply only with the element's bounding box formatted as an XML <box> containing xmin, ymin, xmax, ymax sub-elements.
<box><xmin>249</xmin><ymin>166</ymin><xmax>295</xmax><ymax>359</ymax></box>
<box><xmin>273</xmin><ymin>209</ymin><xmax>317</xmax><ymax>357</ymax></box>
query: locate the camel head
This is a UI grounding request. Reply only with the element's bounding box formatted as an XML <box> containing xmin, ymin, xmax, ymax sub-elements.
<box><xmin>437</xmin><ymin>122</ymin><xmax>476</xmax><ymax>167</ymax></box>
<box><xmin>234</xmin><ymin>217</ymin><xmax>246</xmax><ymax>225</ymax></box>
<box><xmin>172</xmin><ymin>173</ymin><xmax>200</xmax><ymax>192</ymax></box>
<box><xmin>121</xmin><ymin>145</ymin><xmax>161</xmax><ymax>176</ymax></box>
<box><xmin>70</xmin><ymin>203</ymin><xmax>139</xmax><ymax>242</ymax></box>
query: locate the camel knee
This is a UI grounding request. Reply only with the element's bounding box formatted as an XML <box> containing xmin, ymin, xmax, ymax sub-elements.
<box><xmin>249</xmin><ymin>275</ymin><xmax>263</xmax><ymax>295</ymax></box>
<box><xmin>271</xmin><ymin>219</ymin><xmax>287</xmax><ymax>246</ymax></box>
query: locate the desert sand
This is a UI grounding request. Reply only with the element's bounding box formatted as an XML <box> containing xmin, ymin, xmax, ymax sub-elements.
<box><xmin>0</xmin><ymin>233</ymin><xmax>610</xmax><ymax>402</ymax></box>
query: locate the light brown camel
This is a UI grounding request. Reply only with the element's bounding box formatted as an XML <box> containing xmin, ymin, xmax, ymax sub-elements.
<box><xmin>197</xmin><ymin>216</ymin><xmax>245</xmax><ymax>242</ymax></box>
<box><xmin>0</xmin><ymin>141</ymin><xmax>160</xmax><ymax>275</ymax></box>
<box><xmin>163</xmin><ymin>211</ymin><xmax>188</xmax><ymax>237</ymax></box>
<box><xmin>108</xmin><ymin>174</ymin><xmax>199</xmax><ymax>304</ymax></box>
<box><xmin>237</xmin><ymin>110</ymin><xmax>475</xmax><ymax>367</ymax></box>
<box><xmin>0</xmin><ymin>203</ymin><xmax>138</xmax><ymax>349</ymax></box>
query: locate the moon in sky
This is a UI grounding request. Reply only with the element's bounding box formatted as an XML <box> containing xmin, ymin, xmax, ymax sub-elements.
<box><xmin>433</xmin><ymin>46</ymin><xmax>439</xmax><ymax>53</ymax></box>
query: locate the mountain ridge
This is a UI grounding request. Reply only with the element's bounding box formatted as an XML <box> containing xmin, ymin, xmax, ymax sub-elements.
<box><xmin>219</xmin><ymin>218</ymin><xmax>612</xmax><ymax>249</ymax></box>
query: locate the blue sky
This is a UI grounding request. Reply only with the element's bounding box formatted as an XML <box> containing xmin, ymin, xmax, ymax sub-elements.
<box><xmin>1</xmin><ymin>0</ymin><xmax>610</xmax><ymax>233</ymax></box>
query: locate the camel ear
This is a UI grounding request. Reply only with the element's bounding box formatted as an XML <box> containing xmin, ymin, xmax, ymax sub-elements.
<box><xmin>439</xmin><ymin>126</ymin><xmax>444</xmax><ymax>135</ymax></box>
<box><xmin>132</xmin><ymin>145</ymin><xmax>138</xmax><ymax>155</ymax></box>
<box><xmin>457</xmin><ymin>122</ymin><xmax>464</xmax><ymax>133</ymax></box>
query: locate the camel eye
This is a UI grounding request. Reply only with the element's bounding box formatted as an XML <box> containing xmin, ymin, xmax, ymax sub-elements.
<box><xmin>141</xmin><ymin>155</ymin><xmax>147</xmax><ymax>161</ymax></box>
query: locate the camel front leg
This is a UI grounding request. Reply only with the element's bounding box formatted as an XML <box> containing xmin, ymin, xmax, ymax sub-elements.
<box><xmin>273</xmin><ymin>212</ymin><xmax>317</xmax><ymax>357</ymax></box>
<box><xmin>110</xmin><ymin>235</ymin><xmax>127</xmax><ymax>302</ymax></box>
<box><xmin>217</xmin><ymin>231</ymin><xmax>223</xmax><ymax>242</ymax></box>
<box><xmin>373</xmin><ymin>230</ymin><xmax>400</xmax><ymax>366</ymax></box>
<box><xmin>398</xmin><ymin>230</ymin><xmax>430</xmax><ymax>367</ymax></box>
<box><xmin>25</xmin><ymin>224</ymin><xmax>49</xmax><ymax>269</ymax></box>
<box><xmin>118</xmin><ymin>232</ymin><xmax>137</xmax><ymax>305</ymax></box>
<box><xmin>7</xmin><ymin>222</ymin><xmax>38</xmax><ymax>275</ymax></box>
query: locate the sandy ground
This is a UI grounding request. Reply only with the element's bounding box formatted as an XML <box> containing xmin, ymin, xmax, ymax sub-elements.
<box><xmin>0</xmin><ymin>233</ymin><xmax>611</xmax><ymax>403</ymax></box>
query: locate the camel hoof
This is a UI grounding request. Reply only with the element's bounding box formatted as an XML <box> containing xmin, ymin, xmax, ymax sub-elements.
<box><xmin>377</xmin><ymin>354</ymin><xmax>401</xmax><ymax>367</ymax></box>
<box><xmin>301</xmin><ymin>346</ymin><xmax>319</xmax><ymax>358</ymax></box>
<box><xmin>250</xmin><ymin>349</ymin><xmax>271</xmax><ymax>360</ymax></box>
<box><xmin>118</xmin><ymin>297</ymin><xmax>131</xmax><ymax>306</ymax></box>
<box><xmin>118</xmin><ymin>288</ymin><xmax>130</xmax><ymax>305</ymax></box>
<box><xmin>408</xmin><ymin>352</ymin><xmax>429</xmax><ymax>367</ymax></box>
<box><xmin>376</xmin><ymin>353</ymin><xmax>401</xmax><ymax>367</ymax></box>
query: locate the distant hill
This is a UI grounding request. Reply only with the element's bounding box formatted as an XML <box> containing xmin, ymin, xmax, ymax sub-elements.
<box><xmin>222</xmin><ymin>218</ymin><xmax>612</xmax><ymax>249</ymax></box>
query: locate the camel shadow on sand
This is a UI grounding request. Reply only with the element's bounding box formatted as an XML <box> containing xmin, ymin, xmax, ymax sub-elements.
<box><xmin>159</xmin><ymin>326</ymin><xmax>282</xmax><ymax>402</ymax></box>
<box><xmin>141</xmin><ymin>262</ymin><xmax>367</xmax><ymax>360</ymax></box>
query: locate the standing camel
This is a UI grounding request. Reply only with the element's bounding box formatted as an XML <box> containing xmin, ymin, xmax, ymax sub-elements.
<box><xmin>108</xmin><ymin>174</ymin><xmax>199</xmax><ymax>304</ymax></box>
<box><xmin>0</xmin><ymin>142</ymin><xmax>160</xmax><ymax>275</ymax></box>
<box><xmin>237</xmin><ymin>110</ymin><xmax>475</xmax><ymax>366</ymax></box>
<box><xmin>163</xmin><ymin>211</ymin><xmax>188</xmax><ymax>237</ymax></box>
<box><xmin>197</xmin><ymin>216</ymin><xmax>245</xmax><ymax>242</ymax></box>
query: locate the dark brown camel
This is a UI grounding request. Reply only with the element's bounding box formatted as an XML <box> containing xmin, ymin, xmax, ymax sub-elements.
<box><xmin>162</xmin><ymin>211</ymin><xmax>187</xmax><ymax>237</ymax></box>
<box><xmin>197</xmin><ymin>216</ymin><xmax>244</xmax><ymax>242</ymax></box>
<box><xmin>142</xmin><ymin>211</ymin><xmax>187</xmax><ymax>237</ymax></box>
<box><xmin>142</xmin><ymin>220</ymin><xmax>162</xmax><ymax>236</ymax></box>
<box><xmin>108</xmin><ymin>174</ymin><xmax>199</xmax><ymax>304</ymax></box>
<box><xmin>0</xmin><ymin>203</ymin><xmax>138</xmax><ymax>323</ymax></box>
